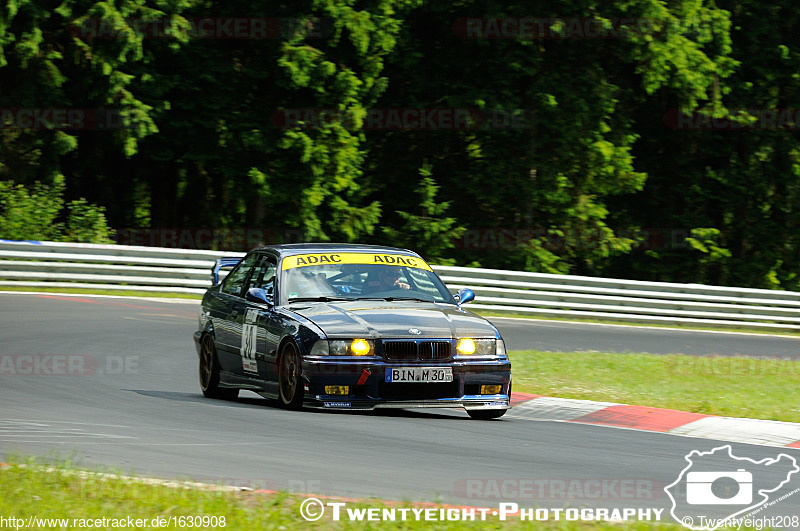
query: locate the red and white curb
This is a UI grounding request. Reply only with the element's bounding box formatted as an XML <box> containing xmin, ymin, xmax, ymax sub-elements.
<box><xmin>510</xmin><ymin>393</ymin><xmax>800</xmax><ymax>449</ymax></box>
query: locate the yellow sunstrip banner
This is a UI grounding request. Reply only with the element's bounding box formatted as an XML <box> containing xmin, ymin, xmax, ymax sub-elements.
<box><xmin>281</xmin><ymin>252</ymin><xmax>433</xmax><ymax>271</ymax></box>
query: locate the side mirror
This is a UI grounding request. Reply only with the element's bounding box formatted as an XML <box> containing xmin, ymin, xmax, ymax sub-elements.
<box><xmin>245</xmin><ymin>287</ymin><xmax>272</xmax><ymax>306</ymax></box>
<box><xmin>455</xmin><ymin>288</ymin><xmax>475</xmax><ymax>305</ymax></box>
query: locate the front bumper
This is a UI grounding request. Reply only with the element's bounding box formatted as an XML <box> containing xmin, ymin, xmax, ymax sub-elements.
<box><xmin>301</xmin><ymin>356</ymin><xmax>511</xmax><ymax>411</ymax></box>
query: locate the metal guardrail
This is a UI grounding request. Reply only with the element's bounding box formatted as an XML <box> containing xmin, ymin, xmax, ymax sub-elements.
<box><xmin>0</xmin><ymin>240</ymin><xmax>241</xmax><ymax>294</ymax></box>
<box><xmin>2</xmin><ymin>239</ymin><xmax>800</xmax><ymax>330</ymax></box>
<box><xmin>434</xmin><ymin>266</ymin><xmax>800</xmax><ymax>330</ymax></box>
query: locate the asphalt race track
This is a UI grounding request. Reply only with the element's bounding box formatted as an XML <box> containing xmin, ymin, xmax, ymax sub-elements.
<box><xmin>2</xmin><ymin>293</ymin><xmax>800</xmax><ymax>521</ymax></box>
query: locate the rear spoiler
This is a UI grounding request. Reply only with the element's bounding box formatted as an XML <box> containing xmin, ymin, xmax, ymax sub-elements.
<box><xmin>212</xmin><ymin>257</ymin><xmax>243</xmax><ymax>285</ymax></box>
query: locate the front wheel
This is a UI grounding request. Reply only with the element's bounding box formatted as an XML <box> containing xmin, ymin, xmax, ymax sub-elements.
<box><xmin>278</xmin><ymin>341</ymin><xmax>304</xmax><ymax>410</ymax></box>
<box><xmin>467</xmin><ymin>409</ymin><xmax>507</xmax><ymax>420</ymax></box>
<box><xmin>199</xmin><ymin>334</ymin><xmax>239</xmax><ymax>400</ymax></box>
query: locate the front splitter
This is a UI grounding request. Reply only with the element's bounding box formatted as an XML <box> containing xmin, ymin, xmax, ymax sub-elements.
<box><xmin>304</xmin><ymin>395</ymin><xmax>511</xmax><ymax>411</ymax></box>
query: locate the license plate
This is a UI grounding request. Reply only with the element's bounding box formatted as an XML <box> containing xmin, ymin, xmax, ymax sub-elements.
<box><xmin>385</xmin><ymin>367</ymin><xmax>453</xmax><ymax>383</ymax></box>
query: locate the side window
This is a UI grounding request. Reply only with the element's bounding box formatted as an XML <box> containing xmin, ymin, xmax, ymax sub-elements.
<box><xmin>405</xmin><ymin>268</ymin><xmax>443</xmax><ymax>299</ymax></box>
<box><xmin>247</xmin><ymin>255</ymin><xmax>277</xmax><ymax>296</ymax></box>
<box><xmin>220</xmin><ymin>254</ymin><xmax>257</xmax><ymax>297</ymax></box>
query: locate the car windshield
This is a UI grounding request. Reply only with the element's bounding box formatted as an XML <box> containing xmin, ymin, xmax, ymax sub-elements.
<box><xmin>280</xmin><ymin>252</ymin><xmax>454</xmax><ymax>304</ymax></box>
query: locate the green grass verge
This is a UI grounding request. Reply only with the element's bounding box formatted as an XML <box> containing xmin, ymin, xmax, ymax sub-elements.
<box><xmin>0</xmin><ymin>462</ymin><xmax>683</xmax><ymax>530</ymax></box>
<box><xmin>0</xmin><ymin>286</ymin><xmax>202</xmax><ymax>300</ymax></box>
<box><xmin>509</xmin><ymin>350</ymin><xmax>800</xmax><ymax>422</ymax></box>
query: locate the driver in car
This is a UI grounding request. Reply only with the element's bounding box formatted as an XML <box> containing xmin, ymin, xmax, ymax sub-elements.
<box><xmin>363</xmin><ymin>267</ymin><xmax>411</xmax><ymax>293</ymax></box>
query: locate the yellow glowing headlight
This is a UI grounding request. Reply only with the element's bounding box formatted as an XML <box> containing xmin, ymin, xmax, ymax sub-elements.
<box><xmin>350</xmin><ymin>338</ymin><xmax>372</xmax><ymax>356</ymax></box>
<box><xmin>456</xmin><ymin>338</ymin><xmax>497</xmax><ymax>356</ymax></box>
<box><xmin>456</xmin><ymin>338</ymin><xmax>476</xmax><ymax>355</ymax></box>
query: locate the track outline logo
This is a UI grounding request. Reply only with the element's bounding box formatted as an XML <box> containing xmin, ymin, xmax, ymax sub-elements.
<box><xmin>665</xmin><ymin>445</ymin><xmax>799</xmax><ymax>530</ymax></box>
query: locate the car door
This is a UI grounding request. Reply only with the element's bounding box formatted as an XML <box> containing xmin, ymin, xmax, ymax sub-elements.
<box><xmin>214</xmin><ymin>253</ymin><xmax>258</xmax><ymax>372</ymax></box>
<box><xmin>233</xmin><ymin>254</ymin><xmax>279</xmax><ymax>379</ymax></box>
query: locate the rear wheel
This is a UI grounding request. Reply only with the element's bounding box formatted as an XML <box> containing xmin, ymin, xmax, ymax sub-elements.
<box><xmin>278</xmin><ymin>341</ymin><xmax>304</xmax><ymax>410</ymax></box>
<box><xmin>199</xmin><ymin>334</ymin><xmax>239</xmax><ymax>400</ymax></box>
<box><xmin>467</xmin><ymin>409</ymin><xmax>507</xmax><ymax>420</ymax></box>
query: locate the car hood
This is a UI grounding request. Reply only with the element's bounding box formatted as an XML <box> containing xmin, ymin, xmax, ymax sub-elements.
<box><xmin>288</xmin><ymin>300</ymin><xmax>499</xmax><ymax>339</ymax></box>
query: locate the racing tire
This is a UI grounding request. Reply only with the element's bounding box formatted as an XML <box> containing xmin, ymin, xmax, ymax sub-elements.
<box><xmin>467</xmin><ymin>409</ymin><xmax>507</xmax><ymax>420</ymax></box>
<box><xmin>278</xmin><ymin>341</ymin><xmax>304</xmax><ymax>410</ymax></box>
<box><xmin>199</xmin><ymin>334</ymin><xmax>239</xmax><ymax>400</ymax></box>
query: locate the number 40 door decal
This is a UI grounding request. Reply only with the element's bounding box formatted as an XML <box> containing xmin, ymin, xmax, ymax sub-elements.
<box><xmin>240</xmin><ymin>308</ymin><xmax>259</xmax><ymax>374</ymax></box>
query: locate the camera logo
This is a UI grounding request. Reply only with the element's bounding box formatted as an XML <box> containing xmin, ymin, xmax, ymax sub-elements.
<box><xmin>686</xmin><ymin>469</ymin><xmax>752</xmax><ymax>505</ymax></box>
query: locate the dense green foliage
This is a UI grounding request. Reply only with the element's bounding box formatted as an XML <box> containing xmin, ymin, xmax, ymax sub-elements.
<box><xmin>0</xmin><ymin>179</ymin><xmax>114</xmax><ymax>243</ymax></box>
<box><xmin>1</xmin><ymin>0</ymin><xmax>798</xmax><ymax>288</ymax></box>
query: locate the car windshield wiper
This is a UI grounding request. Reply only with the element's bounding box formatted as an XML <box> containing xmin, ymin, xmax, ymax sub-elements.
<box><xmin>287</xmin><ymin>296</ymin><xmax>351</xmax><ymax>303</ymax></box>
